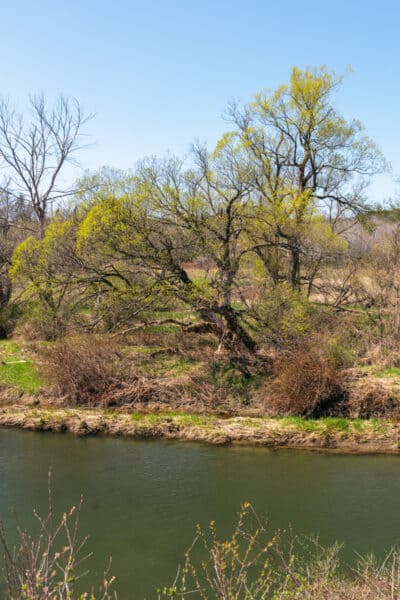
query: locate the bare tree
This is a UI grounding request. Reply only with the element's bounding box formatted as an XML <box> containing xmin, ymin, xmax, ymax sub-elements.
<box><xmin>0</xmin><ymin>94</ymin><xmax>92</xmax><ymax>237</ymax></box>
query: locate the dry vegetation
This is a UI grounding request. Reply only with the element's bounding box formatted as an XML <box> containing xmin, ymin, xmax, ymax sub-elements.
<box><xmin>23</xmin><ymin>325</ymin><xmax>400</xmax><ymax>423</ymax></box>
<box><xmin>1</xmin><ymin>499</ymin><xmax>399</xmax><ymax>599</ymax></box>
<box><xmin>158</xmin><ymin>504</ymin><xmax>400</xmax><ymax>600</ymax></box>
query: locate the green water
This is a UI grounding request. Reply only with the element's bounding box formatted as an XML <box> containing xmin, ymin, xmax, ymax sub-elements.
<box><xmin>0</xmin><ymin>429</ymin><xmax>400</xmax><ymax>598</ymax></box>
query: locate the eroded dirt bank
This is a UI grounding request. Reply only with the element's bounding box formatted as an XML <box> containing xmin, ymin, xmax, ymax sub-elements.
<box><xmin>0</xmin><ymin>406</ymin><xmax>399</xmax><ymax>454</ymax></box>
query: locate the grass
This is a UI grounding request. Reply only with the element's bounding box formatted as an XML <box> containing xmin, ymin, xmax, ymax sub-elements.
<box><xmin>324</xmin><ymin>417</ymin><xmax>350</xmax><ymax>432</ymax></box>
<box><xmin>129</xmin><ymin>345</ymin><xmax>164</xmax><ymax>354</ymax></box>
<box><xmin>0</xmin><ymin>340</ymin><xmax>45</xmax><ymax>394</ymax></box>
<box><xmin>125</xmin><ymin>412</ymin><xmax>394</xmax><ymax>435</ymax></box>
<box><xmin>0</xmin><ymin>361</ymin><xmax>43</xmax><ymax>394</ymax></box>
<box><xmin>129</xmin><ymin>411</ymin><xmax>217</xmax><ymax>427</ymax></box>
<box><xmin>375</xmin><ymin>367</ymin><xmax>400</xmax><ymax>377</ymax></box>
<box><xmin>0</xmin><ymin>407</ymin><xmax>396</xmax><ymax>454</ymax></box>
<box><xmin>135</xmin><ymin>354</ymin><xmax>196</xmax><ymax>377</ymax></box>
<box><xmin>278</xmin><ymin>416</ymin><xmax>321</xmax><ymax>432</ymax></box>
<box><xmin>208</xmin><ymin>361</ymin><xmax>263</xmax><ymax>395</ymax></box>
<box><xmin>276</xmin><ymin>416</ymin><xmax>392</xmax><ymax>434</ymax></box>
<box><xmin>151</xmin><ymin>309</ymin><xmax>196</xmax><ymax>321</ymax></box>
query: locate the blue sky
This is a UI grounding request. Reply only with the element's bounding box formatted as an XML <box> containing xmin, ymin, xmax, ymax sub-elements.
<box><xmin>1</xmin><ymin>0</ymin><xmax>399</xmax><ymax>201</ymax></box>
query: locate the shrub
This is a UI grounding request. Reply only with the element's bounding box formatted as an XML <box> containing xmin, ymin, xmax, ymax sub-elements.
<box><xmin>347</xmin><ymin>380</ymin><xmax>400</xmax><ymax>418</ymax></box>
<box><xmin>267</xmin><ymin>350</ymin><xmax>344</xmax><ymax>417</ymax></box>
<box><xmin>253</xmin><ymin>282</ymin><xmax>311</xmax><ymax>347</ymax></box>
<box><xmin>38</xmin><ymin>335</ymin><xmax>185</xmax><ymax>407</ymax></box>
<box><xmin>0</xmin><ymin>302</ymin><xmax>21</xmax><ymax>339</ymax></box>
<box><xmin>323</xmin><ymin>335</ymin><xmax>358</xmax><ymax>369</ymax></box>
<box><xmin>0</xmin><ymin>480</ymin><xmax>114</xmax><ymax>599</ymax></box>
<box><xmin>159</xmin><ymin>503</ymin><xmax>400</xmax><ymax>599</ymax></box>
<box><xmin>38</xmin><ymin>335</ymin><xmax>132</xmax><ymax>405</ymax></box>
<box><xmin>15</xmin><ymin>303</ymin><xmax>76</xmax><ymax>341</ymax></box>
<box><xmin>2</xmin><ymin>496</ymin><xmax>400</xmax><ymax>599</ymax></box>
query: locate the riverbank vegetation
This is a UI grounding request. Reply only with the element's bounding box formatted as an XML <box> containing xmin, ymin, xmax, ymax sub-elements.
<box><xmin>1</xmin><ymin>500</ymin><xmax>399</xmax><ymax>599</ymax></box>
<box><xmin>0</xmin><ymin>405</ymin><xmax>398</xmax><ymax>452</ymax></box>
<box><xmin>0</xmin><ymin>66</ymin><xmax>400</xmax><ymax>421</ymax></box>
<box><xmin>158</xmin><ymin>503</ymin><xmax>400</xmax><ymax>600</ymax></box>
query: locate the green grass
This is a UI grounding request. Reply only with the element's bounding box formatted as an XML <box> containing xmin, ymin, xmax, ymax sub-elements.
<box><xmin>0</xmin><ymin>361</ymin><xmax>43</xmax><ymax>394</ymax></box>
<box><xmin>375</xmin><ymin>367</ymin><xmax>400</xmax><ymax>378</ymax></box>
<box><xmin>128</xmin><ymin>413</ymin><xmax>390</xmax><ymax>434</ymax></box>
<box><xmin>351</xmin><ymin>419</ymin><xmax>365</xmax><ymax>432</ymax></box>
<box><xmin>151</xmin><ymin>309</ymin><xmax>195</xmax><ymax>321</ymax></box>
<box><xmin>129</xmin><ymin>411</ymin><xmax>217</xmax><ymax>426</ymax></box>
<box><xmin>278</xmin><ymin>416</ymin><xmax>320</xmax><ymax>432</ymax></box>
<box><xmin>368</xmin><ymin>417</ymin><xmax>390</xmax><ymax>433</ymax></box>
<box><xmin>135</xmin><ymin>355</ymin><xmax>196</xmax><ymax>377</ymax></box>
<box><xmin>276</xmin><ymin>416</ymin><xmax>390</xmax><ymax>434</ymax></box>
<box><xmin>130</xmin><ymin>412</ymin><xmax>164</xmax><ymax>424</ymax></box>
<box><xmin>175</xmin><ymin>413</ymin><xmax>217</xmax><ymax>426</ymax></box>
<box><xmin>129</xmin><ymin>345</ymin><xmax>164</xmax><ymax>355</ymax></box>
<box><xmin>0</xmin><ymin>340</ymin><xmax>45</xmax><ymax>394</ymax></box>
<box><xmin>323</xmin><ymin>417</ymin><xmax>350</xmax><ymax>432</ymax></box>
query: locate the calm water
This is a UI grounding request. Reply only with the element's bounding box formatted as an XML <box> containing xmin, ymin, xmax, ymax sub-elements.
<box><xmin>0</xmin><ymin>429</ymin><xmax>400</xmax><ymax>598</ymax></box>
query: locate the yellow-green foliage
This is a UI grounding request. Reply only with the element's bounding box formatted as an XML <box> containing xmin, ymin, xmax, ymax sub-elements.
<box><xmin>77</xmin><ymin>195</ymin><xmax>144</xmax><ymax>253</ymax></box>
<box><xmin>11</xmin><ymin>220</ymin><xmax>76</xmax><ymax>294</ymax></box>
<box><xmin>254</xmin><ymin>282</ymin><xmax>310</xmax><ymax>344</ymax></box>
<box><xmin>10</xmin><ymin>236</ymin><xmax>42</xmax><ymax>285</ymax></box>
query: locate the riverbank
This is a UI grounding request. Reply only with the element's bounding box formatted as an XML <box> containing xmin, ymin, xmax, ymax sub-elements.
<box><xmin>0</xmin><ymin>405</ymin><xmax>399</xmax><ymax>453</ymax></box>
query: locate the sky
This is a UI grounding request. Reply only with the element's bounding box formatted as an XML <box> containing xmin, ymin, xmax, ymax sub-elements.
<box><xmin>0</xmin><ymin>0</ymin><xmax>399</xmax><ymax>202</ymax></box>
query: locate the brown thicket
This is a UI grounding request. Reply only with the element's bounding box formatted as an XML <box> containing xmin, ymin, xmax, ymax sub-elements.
<box><xmin>267</xmin><ymin>350</ymin><xmax>345</xmax><ymax>417</ymax></box>
<box><xmin>38</xmin><ymin>335</ymin><xmax>188</xmax><ymax>408</ymax></box>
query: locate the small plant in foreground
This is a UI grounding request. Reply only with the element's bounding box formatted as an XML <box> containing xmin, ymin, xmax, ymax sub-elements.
<box><xmin>158</xmin><ymin>503</ymin><xmax>400</xmax><ymax>600</ymax></box>
<box><xmin>2</xmin><ymin>495</ymin><xmax>400</xmax><ymax>599</ymax></box>
<box><xmin>0</xmin><ymin>475</ymin><xmax>115</xmax><ymax>600</ymax></box>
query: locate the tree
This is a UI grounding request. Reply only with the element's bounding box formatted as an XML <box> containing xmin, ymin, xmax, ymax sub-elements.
<box><xmin>0</xmin><ymin>94</ymin><xmax>92</xmax><ymax>237</ymax></box>
<box><xmin>229</xmin><ymin>66</ymin><xmax>386</xmax><ymax>291</ymax></box>
<box><xmin>77</xmin><ymin>143</ymin><xmax>258</xmax><ymax>352</ymax></box>
<box><xmin>10</xmin><ymin>219</ymin><xmax>83</xmax><ymax>338</ymax></box>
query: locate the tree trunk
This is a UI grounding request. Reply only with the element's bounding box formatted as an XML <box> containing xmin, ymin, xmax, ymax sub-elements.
<box><xmin>218</xmin><ymin>305</ymin><xmax>257</xmax><ymax>353</ymax></box>
<box><xmin>289</xmin><ymin>244</ymin><xmax>301</xmax><ymax>290</ymax></box>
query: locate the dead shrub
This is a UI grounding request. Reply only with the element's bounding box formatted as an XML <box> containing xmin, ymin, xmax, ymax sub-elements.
<box><xmin>360</xmin><ymin>341</ymin><xmax>400</xmax><ymax>369</ymax></box>
<box><xmin>347</xmin><ymin>380</ymin><xmax>400</xmax><ymax>418</ymax></box>
<box><xmin>38</xmin><ymin>335</ymin><xmax>190</xmax><ymax>408</ymax></box>
<box><xmin>39</xmin><ymin>335</ymin><xmax>131</xmax><ymax>405</ymax></box>
<box><xmin>266</xmin><ymin>350</ymin><xmax>344</xmax><ymax>417</ymax></box>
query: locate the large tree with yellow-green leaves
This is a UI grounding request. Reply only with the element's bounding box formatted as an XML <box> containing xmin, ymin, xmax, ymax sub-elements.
<box><xmin>229</xmin><ymin>66</ymin><xmax>386</xmax><ymax>290</ymax></box>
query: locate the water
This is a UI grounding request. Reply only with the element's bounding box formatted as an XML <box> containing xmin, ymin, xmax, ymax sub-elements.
<box><xmin>0</xmin><ymin>429</ymin><xmax>400</xmax><ymax>598</ymax></box>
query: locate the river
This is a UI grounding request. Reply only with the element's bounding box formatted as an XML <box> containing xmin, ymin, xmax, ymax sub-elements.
<box><xmin>0</xmin><ymin>428</ymin><xmax>399</xmax><ymax>598</ymax></box>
